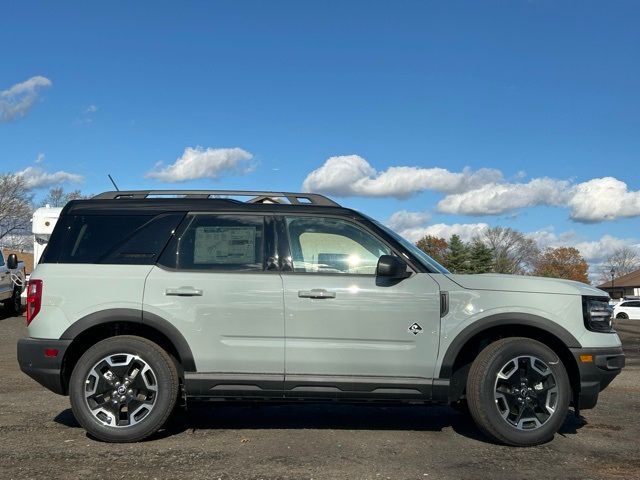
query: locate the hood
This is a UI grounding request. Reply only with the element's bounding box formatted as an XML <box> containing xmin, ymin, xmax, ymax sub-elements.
<box><xmin>445</xmin><ymin>273</ymin><xmax>608</xmax><ymax>297</ymax></box>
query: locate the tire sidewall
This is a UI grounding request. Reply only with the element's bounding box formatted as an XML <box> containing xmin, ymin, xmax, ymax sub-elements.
<box><xmin>69</xmin><ymin>337</ymin><xmax>177</xmax><ymax>442</ymax></box>
<box><xmin>474</xmin><ymin>340</ymin><xmax>570</xmax><ymax>446</ymax></box>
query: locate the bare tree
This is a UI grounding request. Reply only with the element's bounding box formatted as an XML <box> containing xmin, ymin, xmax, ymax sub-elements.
<box><xmin>0</xmin><ymin>174</ymin><xmax>32</xmax><ymax>244</ymax></box>
<box><xmin>41</xmin><ymin>187</ymin><xmax>90</xmax><ymax>207</ymax></box>
<box><xmin>598</xmin><ymin>246</ymin><xmax>640</xmax><ymax>284</ymax></box>
<box><xmin>476</xmin><ymin>226</ymin><xmax>540</xmax><ymax>274</ymax></box>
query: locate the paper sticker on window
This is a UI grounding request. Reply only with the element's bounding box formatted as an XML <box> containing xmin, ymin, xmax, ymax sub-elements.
<box><xmin>193</xmin><ymin>226</ymin><xmax>256</xmax><ymax>264</ymax></box>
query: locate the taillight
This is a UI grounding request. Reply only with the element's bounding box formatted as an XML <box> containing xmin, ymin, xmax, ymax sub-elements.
<box><xmin>26</xmin><ymin>279</ymin><xmax>42</xmax><ymax>326</ymax></box>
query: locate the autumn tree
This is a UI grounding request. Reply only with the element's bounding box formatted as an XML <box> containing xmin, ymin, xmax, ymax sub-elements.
<box><xmin>415</xmin><ymin>235</ymin><xmax>448</xmax><ymax>266</ymax></box>
<box><xmin>477</xmin><ymin>226</ymin><xmax>539</xmax><ymax>274</ymax></box>
<box><xmin>533</xmin><ymin>247</ymin><xmax>589</xmax><ymax>283</ymax></box>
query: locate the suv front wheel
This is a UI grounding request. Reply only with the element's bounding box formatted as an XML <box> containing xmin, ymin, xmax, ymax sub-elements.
<box><xmin>466</xmin><ymin>337</ymin><xmax>570</xmax><ymax>446</ymax></box>
<box><xmin>69</xmin><ymin>336</ymin><xmax>179</xmax><ymax>442</ymax></box>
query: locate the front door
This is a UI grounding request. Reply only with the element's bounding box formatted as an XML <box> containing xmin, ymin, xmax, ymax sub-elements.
<box><xmin>279</xmin><ymin>215</ymin><xmax>441</xmax><ymax>399</ymax></box>
<box><xmin>143</xmin><ymin>213</ymin><xmax>284</xmax><ymax>396</ymax></box>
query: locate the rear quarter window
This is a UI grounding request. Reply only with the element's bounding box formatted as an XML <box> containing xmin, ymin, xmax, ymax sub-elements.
<box><xmin>44</xmin><ymin>213</ymin><xmax>184</xmax><ymax>264</ymax></box>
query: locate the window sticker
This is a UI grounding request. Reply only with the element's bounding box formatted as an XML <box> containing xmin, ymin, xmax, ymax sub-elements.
<box><xmin>193</xmin><ymin>226</ymin><xmax>257</xmax><ymax>264</ymax></box>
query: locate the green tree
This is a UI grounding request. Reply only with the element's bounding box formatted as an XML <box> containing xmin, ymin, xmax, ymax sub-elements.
<box><xmin>469</xmin><ymin>239</ymin><xmax>493</xmax><ymax>273</ymax></box>
<box><xmin>445</xmin><ymin>234</ymin><xmax>470</xmax><ymax>273</ymax></box>
<box><xmin>415</xmin><ymin>235</ymin><xmax>448</xmax><ymax>266</ymax></box>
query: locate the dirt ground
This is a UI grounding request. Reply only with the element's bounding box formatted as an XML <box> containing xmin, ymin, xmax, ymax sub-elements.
<box><xmin>1</xmin><ymin>310</ymin><xmax>639</xmax><ymax>480</ymax></box>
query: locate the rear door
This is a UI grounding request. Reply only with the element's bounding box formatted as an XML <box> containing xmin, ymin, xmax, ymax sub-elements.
<box><xmin>143</xmin><ymin>212</ymin><xmax>285</xmax><ymax>397</ymax></box>
<box><xmin>278</xmin><ymin>215</ymin><xmax>441</xmax><ymax>400</ymax></box>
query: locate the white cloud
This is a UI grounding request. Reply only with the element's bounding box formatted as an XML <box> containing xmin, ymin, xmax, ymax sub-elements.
<box><xmin>35</xmin><ymin>153</ymin><xmax>45</xmax><ymax>164</ymax></box>
<box><xmin>0</xmin><ymin>76</ymin><xmax>52</xmax><ymax>123</ymax></box>
<box><xmin>16</xmin><ymin>166</ymin><xmax>83</xmax><ymax>189</ymax></box>
<box><xmin>146</xmin><ymin>147</ymin><xmax>254</xmax><ymax>182</ymax></box>
<box><xmin>397</xmin><ymin>222</ymin><xmax>490</xmax><ymax>243</ymax></box>
<box><xmin>527</xmin><ymin>227</ymin><xmax>635</xmax><ymax>264</ymax></box>
<box><xmin>302</xmin><ymin>155</ymin><xmax>503</xmax><ymax>198</ymax></box>
<box><xmin>387</xmin><ymin>210</ymin><xmax>431</xmax><ymax>231</ymax></box>
<box><xmin>85</xmin><ymin>104</ymin><xmax>98</xmax><ymax>113</ymax></box>
<box><xmin>437</xmin><ymin>178</ymin><xmax>571</xmax><ymax>215</ymax></box>
<box><xmin>527</xmin><ymin>226</ymin><xmax>640</xmax><ymax>283</ymax></box>
<box><xmin>302</xmin><ymin>155</ymin><xmax>640</xmax><ymax>222</ymax></box>
<box><xmin>568</xmin><ymin>177</ymin><xmax>640</xmax><ymax>222</ymax></box>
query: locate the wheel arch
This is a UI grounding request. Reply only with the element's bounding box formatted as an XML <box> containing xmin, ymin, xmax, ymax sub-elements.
<box><xmin>59</xmin><ymin>308</ymin><xmax>196</xmax><ymax>394</ymax></box>
<box><xmin>439</xmin><ymin>313</ymin><xmax>581</xmax><ymax>404</ymax></box>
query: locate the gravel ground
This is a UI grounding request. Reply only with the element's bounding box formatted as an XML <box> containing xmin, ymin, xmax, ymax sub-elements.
<box><xmin>1</xmin><ymin>310</ymin><xmax>639</xmax><ymax>480</ymax></box>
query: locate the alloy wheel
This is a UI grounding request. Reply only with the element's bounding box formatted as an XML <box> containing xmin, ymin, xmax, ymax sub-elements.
<box><xmin>493</xmin><ymin>355</ymin><xmax>559</xmax><ymax>430</ymax></box>
<box><xmin>84</xmin><ymin>353</ymin><xmax>158</xmax><ymax>428</ymax></box>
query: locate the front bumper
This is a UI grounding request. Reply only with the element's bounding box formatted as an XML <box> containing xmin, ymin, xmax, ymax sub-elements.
<box><xmin>571</xmin><ymin>346</ymin><xmax>625</xmax><ymax>410</ymax></box>
<box><xmin>17</xmin><ymin>338</ymin><xmax>71</xmax><ymax>395</ymax></box>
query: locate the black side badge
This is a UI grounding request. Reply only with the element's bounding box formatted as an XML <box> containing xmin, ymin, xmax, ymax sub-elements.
<box><xmin>408</xmin><ymin>323</ymin><xmax>424</xmax><ymax>335</ymax></box>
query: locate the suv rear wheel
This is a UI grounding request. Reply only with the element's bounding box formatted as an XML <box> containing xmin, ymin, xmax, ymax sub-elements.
<box><xmin>69</xmin><ymin>336</ymin><xmax>179</xmax><ymax>442</ymax></box>
<box><xmin>466</xmin><ymin>337</ymin><xmax>570</xmax><ymax>446</ymax></box>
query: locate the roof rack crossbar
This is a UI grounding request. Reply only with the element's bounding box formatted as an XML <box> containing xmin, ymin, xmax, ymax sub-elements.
<box><xmin>92</xmin><ymin>190</ymin><xmax>340</xmax><ymax>207</ymax></box>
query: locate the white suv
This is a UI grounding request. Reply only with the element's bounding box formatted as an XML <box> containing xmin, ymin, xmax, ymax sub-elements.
<box><xmin>613</xmin><ymin>300</ymin><xmax>640</xmax><ymax>320</ymax></box>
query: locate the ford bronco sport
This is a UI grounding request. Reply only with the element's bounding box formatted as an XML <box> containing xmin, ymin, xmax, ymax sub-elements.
<box><xmin>17</xmin><ymin>190</ymin><xmax>624</xmax><ymax>445</ymax></box>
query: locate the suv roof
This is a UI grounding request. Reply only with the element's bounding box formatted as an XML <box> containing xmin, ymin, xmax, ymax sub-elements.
<box><xmin>92</xmin><ymin>190</ymin><xmax>340</xmax><ymax>206</ymax></box>
<box><xmin>63</xmin><ymin>190</ymin><xmax>348</xmax><ymax>216</ymax></box>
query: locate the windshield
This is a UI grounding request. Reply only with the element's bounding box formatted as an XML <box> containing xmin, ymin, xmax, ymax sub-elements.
<box><xmin>371</xmin><ymin>219</ymin><xmax>450</xmax><ymax>274</ymax></box>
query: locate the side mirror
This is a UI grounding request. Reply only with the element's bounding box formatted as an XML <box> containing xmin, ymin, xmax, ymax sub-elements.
<box><xmin>6</xmin><ymin>253</ymin><xmax>18</xmax><ymax>270</ymax></box>
<box><xmin>376</xmin><ymin>255</ymin><xmax>409</xmax><ymax>279</ymax></box>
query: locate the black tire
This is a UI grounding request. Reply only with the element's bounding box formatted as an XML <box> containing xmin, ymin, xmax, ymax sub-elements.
<box><xmin>69</xmin><ymin>336</ymin><xmax>179</xmax><ymax>443</ymax></box>
<box><xmin>3</xmin><ymin>286</ymin><xmax>23</xmax><ymax>316</ymax></box>
<box><xmin>616</xmin><ymin>312</ymin><xmax>628</xmax><ymax>319</ymax></box>
<box><xmin>466</xmin><ymin>337</ymin><xmax>570</xmax><ymax>446</ymax></box>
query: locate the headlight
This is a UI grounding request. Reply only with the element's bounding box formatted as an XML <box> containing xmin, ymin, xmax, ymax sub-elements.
<box><xmin>583</xmin><ymin>297</ymin><xmax>614</xmax><ymax>333</ymax></box>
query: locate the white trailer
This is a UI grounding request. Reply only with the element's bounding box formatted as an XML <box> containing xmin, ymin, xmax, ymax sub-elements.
<box><xmin>20</xmin><ymin>206</ymin><xmax>62</xmax><ymax>306</ymax></box>
<box><xmin>32</xmin><ymin>205</ymin><xmax>63</xmax><ymax>266</ymax></box>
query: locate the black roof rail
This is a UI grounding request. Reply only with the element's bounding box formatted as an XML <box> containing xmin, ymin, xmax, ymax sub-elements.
<box><xmin>91</xmin><ymin>190</ymin><xmax>340</xmax><ymax>207</ymax></box>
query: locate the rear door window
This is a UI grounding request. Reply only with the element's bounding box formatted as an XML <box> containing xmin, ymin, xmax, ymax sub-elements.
<box><xmin>159</xmin><ymin>214</ymin><xmax>265</xmax><ymax>271</ymax></box>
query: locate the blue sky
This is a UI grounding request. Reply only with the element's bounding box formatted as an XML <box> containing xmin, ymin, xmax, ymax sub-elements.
<box><xmin>1</xmin><ymin>1</ymin><xmax>639</xmax><ymax>273</ymax></box>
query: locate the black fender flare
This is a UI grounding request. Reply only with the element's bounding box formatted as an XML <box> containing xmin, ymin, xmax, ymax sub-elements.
<box><xmin>60</xmin><ymin>308</ymin><xmax>196</xmax><ymax>371</ymax></box>
<box><xmin>438</xmin><ymin>312</ymin><xmax>581</xmax><ymax>379</ymax></box>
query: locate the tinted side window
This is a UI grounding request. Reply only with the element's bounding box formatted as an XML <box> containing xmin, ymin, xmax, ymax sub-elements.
<box><xmin>285</xmin><ymin>216</ymin><xmax>391</xmax><ymax>274</ymax></box>
<box><xmin>629</xmin><ymin>301</ymin><xmax>640</xmax><ymax>308</ymax></box>
<box><xmin>160</xmin><ymin>214</ymin><xmax>264</xmax><ymax>271</ymax></box>
<box><xmin>55</xmin><ymin>214</ymin><xmax>184</xmax><ymax>264</ymax></box>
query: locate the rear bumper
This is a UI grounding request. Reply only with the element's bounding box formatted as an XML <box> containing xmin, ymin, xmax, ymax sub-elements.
<box><xmin>17</xmin><ymin>338</ymin><xmax>71</xmax><ymax>395</ymax></box>
<box><xmin>571</xmin><ymin>346</ymin><xmax>625</xmax><ymax>410</ymax></box>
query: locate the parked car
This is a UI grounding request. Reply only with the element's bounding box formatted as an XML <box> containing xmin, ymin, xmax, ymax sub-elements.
<box><xmin>0</xmin><ymin>250</ymin><xmax>25</xmax><ymax>315</ymax></box>
<box><xmin>17</xmin><ymin>190</ymin><xmax>624</xmax><ymax>446</ymax></box>
<box><xmin>613</xmin><ymin>300</ymin><xmax>640</xmax><ymax>320</ymax></box>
